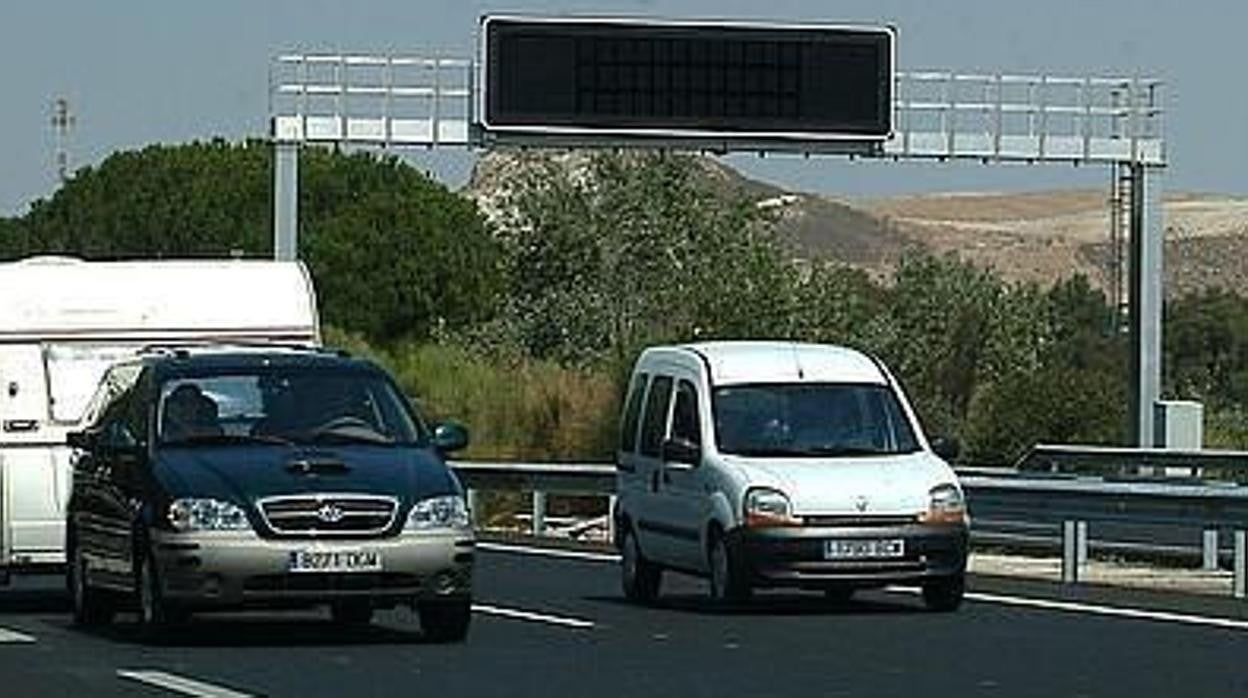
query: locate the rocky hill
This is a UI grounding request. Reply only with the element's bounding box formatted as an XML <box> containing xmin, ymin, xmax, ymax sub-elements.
<box><xmin>465</xmin><ymin>151</ymin><xmax>1248</xmax><ymax>297</ymax></box>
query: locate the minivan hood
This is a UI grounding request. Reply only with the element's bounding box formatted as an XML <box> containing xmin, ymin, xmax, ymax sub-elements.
<box><xmin>721</xmin><ymin>451</ymin><xmax>956</xmax><ymax>517</ymax></box>
<box><xmin>152</xmin><ymin>445</ymin><xmax>458</xmax><ymax>508</ymax></box>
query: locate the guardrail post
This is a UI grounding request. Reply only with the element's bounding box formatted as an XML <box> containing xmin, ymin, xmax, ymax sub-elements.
<box><xmin>1203</xmin><ymin>529</ymin><xmax>1220</xmax><ymax>571</ymax></box>
<box><xmin>1062</xmin><ymin>520</ymin><xmax>1082</xmax><ymax>584</ymax></box>
<box><xmin>1235</xmin><ymin>531</ymin><xmax>1246</xmax><ymax>599</ymax></box>
<box><xmin>532</xmin><ymin>491</ymin><xmax>547</xmax><ymax>537</ymax></box>
<box><xmin>466</xmin><ymin>489</ymin><xmax>479</xmax><ymax>528</ymax></box>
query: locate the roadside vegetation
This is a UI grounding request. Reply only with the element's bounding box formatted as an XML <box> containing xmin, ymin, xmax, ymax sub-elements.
<box><xmin>2</xmin><ymin>141</ymin><xmax>1245</xmax><ymax>462</ymax></box>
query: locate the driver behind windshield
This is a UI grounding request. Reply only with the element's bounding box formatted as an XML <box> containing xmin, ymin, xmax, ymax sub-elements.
<box><xmin>162</xmin><ymin>384</ymin><xmax>223</xmax><ymax>442</ymax></box>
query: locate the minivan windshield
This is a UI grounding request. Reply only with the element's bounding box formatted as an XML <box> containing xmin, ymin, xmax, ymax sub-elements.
<box><xmin>713</xmin><ymin>383</ymin><xmax>920</xmax><ymax>458</ymax></box>
<box><xmin>158</xmin><ymin>367</ymin><xmax>424</xmax><ymax>447</ymax></box>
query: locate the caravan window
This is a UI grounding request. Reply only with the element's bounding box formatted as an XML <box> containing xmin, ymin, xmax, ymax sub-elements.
<box><xmin>44</xmin><ymin>344</ymin><xmax>141</xmax><ymax>424</ymax></box>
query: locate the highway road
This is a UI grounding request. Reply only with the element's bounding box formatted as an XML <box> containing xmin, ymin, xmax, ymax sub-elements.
<box><xmin>2</xmin><ymin>542</ymin><xmax>1248</xmax><ymax>697</ymax></box>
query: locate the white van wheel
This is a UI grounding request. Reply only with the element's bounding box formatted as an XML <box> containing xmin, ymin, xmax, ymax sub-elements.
<box><xmin>708</xmin><ymin>531</ymin><xmax>750</xmax><ymax>604</ymax></box>
<box><xmin>620</xmin><ymin>527</ymin><xmax>661</xmax><ymax>603</ymax></box>
<box><xmin>922</xmin><ymin>573</ymin><xmax>965</xmax><ymax>612</ymax></box>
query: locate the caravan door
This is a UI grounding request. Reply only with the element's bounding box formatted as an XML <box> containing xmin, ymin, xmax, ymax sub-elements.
<box><xmin>0</xmin><ymin>344</ymin><xmax>65</xmax><ymax>567</ymax></box>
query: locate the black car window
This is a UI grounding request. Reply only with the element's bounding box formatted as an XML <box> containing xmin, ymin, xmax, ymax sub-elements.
<box><xmin>638</xmin><ymin>375</ymin><xmax>673</xmax><ymax>458</ymax></box>
<box><xmin>619</xmin><ymin>373</ymin><xmax>648</xmax><ymax>454</ymax></box>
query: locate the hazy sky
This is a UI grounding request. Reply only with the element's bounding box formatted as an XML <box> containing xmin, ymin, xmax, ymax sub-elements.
<box><xmin>2</xmin><ymin>0</ymin><xmax>1245</xmax><ymax>216</ymax></box>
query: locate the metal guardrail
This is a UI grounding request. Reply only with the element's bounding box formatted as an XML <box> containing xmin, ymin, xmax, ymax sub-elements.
<box><xmin>1017</xmin><ymin>443</ymin><xmax>1248</xmax><ymax>480</ymax></box>
<box><xmin>450</xmin><ymin>460</ymin><xmax>1248</xmax><ymax>598</ymax></box>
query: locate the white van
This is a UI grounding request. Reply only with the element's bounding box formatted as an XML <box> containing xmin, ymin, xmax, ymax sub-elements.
<box><xmin>0</xmin><ymin>256</ymin><xmax>319</xmax><ymax>582</ymax></box>
<box><xmin>613</xmin><ymin>341</ymin><xmax>968</xmax><ymax>611</ymax></box>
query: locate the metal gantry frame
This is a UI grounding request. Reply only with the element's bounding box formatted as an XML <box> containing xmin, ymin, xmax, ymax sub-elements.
<box><xmin>268</xmin><ymin>53</ymin><xmax>1167</xmax><ymax>446</ymax></box>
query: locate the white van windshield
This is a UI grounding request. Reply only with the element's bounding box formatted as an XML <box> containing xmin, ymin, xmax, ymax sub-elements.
<box><xmin>712</xmin><ymin>383</ymin><xmax>920</xmax><ymax>458</ymax></box>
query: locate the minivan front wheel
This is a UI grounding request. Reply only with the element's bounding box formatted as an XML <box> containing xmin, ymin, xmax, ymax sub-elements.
<box><xmin>620</xmin><ymin>527</ymin><xmax>661</xmax><ymax>604</ymax></box>
<box><xmin>137</xmin><ymin>549</ymin><xmax>187</xmax><ymax>635</ymax></box>
<box><xmin>708</xmin><ymin>530</ymin><xmax>751</xmax><ymax>604</ymax></box>
<box><xmin>69</xmin><ymin>538</ymin><xmax>114</xmax><ymax>627</ymax></box>
<box><xmin>419</xmin><ymin>599</ymin><xmax>471</xmax><ymax>643</ymax></box>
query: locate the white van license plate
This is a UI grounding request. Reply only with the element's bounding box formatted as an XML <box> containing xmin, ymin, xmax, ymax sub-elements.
<box><xmin>288</xmin><ymin>549</ymin><xmax>382</xmax><ymax>573</ymax></box>
<box><xmin>824</xmin><ymin>539</ymin><xmax>905</xmax><ymax>560</ymax></box>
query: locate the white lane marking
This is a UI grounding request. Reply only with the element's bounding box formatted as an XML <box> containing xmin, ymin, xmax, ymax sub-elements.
<box><xmin>0</xmin><ymin>626</ymin><xmax>36</xmax><ymax>644</ymax></box>
<box><xmin>472</xmin><ymin>603</ymin><xmax>596</xmax><ymax>629</ymax></box>
<box><xmin>116</xmin><ymin>670</ymin><xmax>254</xmax><ymax>698</ymax></box>
<box><xmin>886</xmin><ymin>586</ymin><xmax>1248</xmax><ymax>632</ymax></box>
<box><xmin>477</xmin><ymin>541</ymin><xmax>621</xmax><ymax>564</ymax></box>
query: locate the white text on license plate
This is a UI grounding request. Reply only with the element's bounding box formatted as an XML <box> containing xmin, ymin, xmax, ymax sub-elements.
<box><xmin>824</xmin><ymin>539</ymin><xmax>905</xmax><ymax>560</ymax></box>
<box><xmin>288</xmin><ymin>549</ymin><xmax>382</xmax><ymax>573</ymax></box>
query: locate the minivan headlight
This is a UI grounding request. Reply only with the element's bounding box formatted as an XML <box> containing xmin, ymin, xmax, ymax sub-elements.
<box><xmin>167</xmin><ymin>498</ymin><xmax>251</xmax><ymax>532</ymax></box>
<box><xmin>920</xmin><ymin>484</ymin><xmax>967</xmax><ymax>525</ymax></box>
<box><xmin>407</xmin><ymin>495</ymin><xmax>470</xmax><ymax>530</ymax></box>
<box><xmin>744</xmin><ymin>487</ymin><xmax>800</xmax><ymax>527</ymax></box>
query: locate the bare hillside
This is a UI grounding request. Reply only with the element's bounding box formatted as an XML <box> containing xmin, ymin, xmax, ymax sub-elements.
<box><xmin>464</xmin><ymin>151</ymin><xmax>1248</xmax><ymax>296</ymax></box>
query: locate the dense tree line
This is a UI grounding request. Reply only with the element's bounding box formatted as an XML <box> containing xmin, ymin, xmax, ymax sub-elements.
<box><xmin>0</xmin><ymin>140</ymin><xmax>499</xmax><ymax>343</ymax></box>
<box><xmin>1</xmin><ymin>142</ymin><xmax>1244</xmax><ymax>460</ymax></box>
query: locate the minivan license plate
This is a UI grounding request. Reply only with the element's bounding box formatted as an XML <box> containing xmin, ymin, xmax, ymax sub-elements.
<box><xmin>824</xmin><ymin>539</ymin><xmax>905</xmax><ymax>560</ymax></box>
<box><xmin>288</xmin><ymin>549</ymin><xmax>382</xmax><ymax>573</ymax></box>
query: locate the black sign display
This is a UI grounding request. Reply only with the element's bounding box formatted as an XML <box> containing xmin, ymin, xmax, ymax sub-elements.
<box><xmin>482</xmin><ymin>17</ymin><xmax>894</xmax><ymax>140</ymax></box>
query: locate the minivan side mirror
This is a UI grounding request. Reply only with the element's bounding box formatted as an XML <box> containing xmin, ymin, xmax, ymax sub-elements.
<box><xmin>431</xmin><ymin>422</ymin><xmax>469</xmax><ymax>454</ymax></box>
<box><xmin>930</xmin><ymin>436</ymin><xmax>961</xmax><ymax>462</ymax></box>
<box><xmin>661</xmin><ymin>437</ymin><xmax>701</xmax><ymax>466</ymax></box>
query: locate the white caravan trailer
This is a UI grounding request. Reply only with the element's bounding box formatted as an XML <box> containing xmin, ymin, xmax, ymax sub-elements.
<box><xmin>0</xmin><ymin>256</ymin><xmax>319</xmax><ymax>581</ymax></box>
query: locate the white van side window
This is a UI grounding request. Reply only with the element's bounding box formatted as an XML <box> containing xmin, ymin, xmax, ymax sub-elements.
<box><xmin>638</xmin><ymin>376</ymin><xmax>674</xmax><ymax>458</ymax></box>
<box><xmin>670</xmin><ymin>380</ymin><xmax>701</xmax><ymax>446</ymax></box>
<box><xmin>619</xmin><ymin>373</ymin><xmax>649</xmax><ymax>453</ymax></box>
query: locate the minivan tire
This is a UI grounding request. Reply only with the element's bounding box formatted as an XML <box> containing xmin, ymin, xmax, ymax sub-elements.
<box><xmin>620</xmin><ymin>527</ymin><xmax>662</xmax><ymax>604</ymax></box>
<box><xmin>137</xmin><ymin>547</ymin><xmax>188</xmax><ymax>638</ymax></box>
<box><xmin>419</xmin><ymin>599</ymin><xmax>471</xmax><ymax>643</ymax></box>
<box><xmin>330</xmin><ymin>601</ymin><xmax>375</xmax><ymax>626</ymax></box>
<box><xmin>69</xmin><ymin>535</ymin><xmax>115</xmax><ymax>627</ymax></box>
<box><xmin>921</xmin><ymin>573</ymin><xmax>965</xmax><ymax>612</ymax></box>
<box><xmin>708</xmin><ymin>530</ymin><xmax>751</xmax><ymax>605</ymax></box>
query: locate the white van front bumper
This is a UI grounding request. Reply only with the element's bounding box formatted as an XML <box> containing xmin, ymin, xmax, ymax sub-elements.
<box><xmin>728</xmin><ymin>521</ymin><xmax>968</xmax><ymax>588</ymax></box>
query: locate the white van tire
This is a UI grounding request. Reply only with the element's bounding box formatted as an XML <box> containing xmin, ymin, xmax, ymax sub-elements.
<box><xmin>620</xmin><ymin>527</ymin><xmax>662</xmax><ymax>603</ymax></box>
<box><xmin>921</xmin><ymin>573</ymin><xmax>965</xmax><ymax>612</ymax></box>
<box><xmin>708</xmin><ymin>530</ymin><xmax>751</xmax><ymax>604</ymax></box>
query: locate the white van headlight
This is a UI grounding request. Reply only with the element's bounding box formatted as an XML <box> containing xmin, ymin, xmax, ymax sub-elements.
<box><xmin>167</xmin><ymin>498</ymin><xmax>251</xmax><ymax>532</ymax></box>
<box><xmin>744</xmin><ymin>488</ymin><xmax>800</xmax><ymax>527</ymax></box>
<box><xmin>920</xmin><ymin>484</ymin><xmax>967</xmax><ymax>525</ymax></box>
<box><xmin>407</xmin><ymin>495</ymin><xmax>470</xmax><ymax>530</ymax></box>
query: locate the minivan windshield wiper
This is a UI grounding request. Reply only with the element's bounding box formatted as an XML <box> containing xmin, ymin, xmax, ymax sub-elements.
<box><xmin>162</xmin><ymin>433</ymin><xmax>294</xmax><ymax>448</ymax></box>
<box><xmin>298</xmin><ymin>430</ymin><xmax>399</xmax><ymax>446</ymax></box>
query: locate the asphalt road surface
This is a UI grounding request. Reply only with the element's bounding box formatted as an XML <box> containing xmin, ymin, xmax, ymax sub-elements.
<box><xmin>3</xmin><ymin>542</ymin><xmax>1248</xmax><ymax>697</ymax></box>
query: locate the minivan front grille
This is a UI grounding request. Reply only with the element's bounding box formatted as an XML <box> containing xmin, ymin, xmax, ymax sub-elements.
<box><xmin>257</xmin><ymin>494</ymin><xmax>399</xmax><ymax>537</ymax></box>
